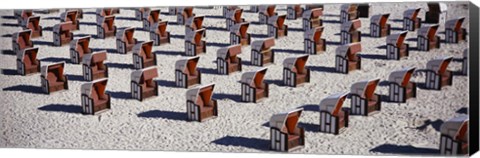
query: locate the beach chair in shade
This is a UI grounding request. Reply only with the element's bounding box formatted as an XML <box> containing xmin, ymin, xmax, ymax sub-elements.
<box><xmin>251</xmin><ymin>38</ymin><xmax>275</xmax><ymax>66</ymax></box>
<box><xmin>60</xmin><ymin>10</ymin><xmax>80</xmax><ymax>30</ymax></box>
<box><xmin>269</xmin><ymin>108</ymin><xmax>305</xmax><ymax>152</ymax></box>
<box><xmin>223</xmin><ymin>6</ymin><xmax>239</xmax><ymax>17</ymax></box>
<box><xmin>12</xmin><ymin>29</ymin><xmax>34</xmax><ymax>54</ymax></box>
<box><xmin>388</xmin><ymin>67</ymin><xmax>417</xmax><ymax>103</ymax></box>
<box><xmin>150</xmin><ymin>21</ymin><xmax>171</xmax><ymax>46</ymax></box>
<box><xmin>82</xmin><ymin>51</ymin><xmax>108</xmax><ymax>81</ymax></box>
<box><xmin>132</xmin><ymin>41</ymin><xmax>156</xmax><ymax>69</ymax></box>
<box><xmin>440</xmin><ymin>115</ymin><xmax>469</xmax><ymax>155</ymax></box>
<box><xmin>350</xmin><ymin>78</ymin><xmax>381</xmax><ymax>116</ymax></box>
<box><xmin>116</xmin><ymin>27</ymin><xmax>138</xmax><ymax>54</ymax></box>
<box><xmin>340</xmin><ymin>19</ymin><xmax>361</xmax><ymax>45</ymax></box>
<box><xmin>217</xmin><ymin>44</ymin><xmax>242</xmax><ymax>75</ymax></box>
<box><xmin>185</xmin><ymin>16</ymin><xmax>206</xmax><ymax>37</ymax></box>
<box><xmin>142</xmin><ymin>9</ymin><xmax>161</xmax><ymax>30</ymax></box>
<box><xmin>304</xmin><ymin>27</ymin><xmax>326</xmax><ymax>55</ymax></box>
<box><xmin>403</xmin><ymin>8</ymin><xmax>422</xmax><ymax>31</ymax></box>
<box><xmin>186</xmin><ymin>83</ymin><xmax>218</xmax><ymax>122</ymax></box>
<box><xmin>340</xmin><ymin>4</ymin><xmax>358</xmax><ymax>23</ymax></box>
<box><xmin>258</xmin><ymin>5</ymin><xmax>277</xmax><ymax>24</ymax></box>
<box><xmin>283</xmin><ymin>55</ymin><xmax>310</xmax><ymax>87</ymax></box>
<box><xmin>175</xmin><ymin>56</ymin><xmax>201</xmax><ymax>88</ymax></box>
<box><xmin>229</xmin><ymin>22</ymin><xmax>251</xmax><ymax>46</ymax></box>
<box><xmin>445</xmin><ymin>17</ymin><xmax>467</xmax><ymax>43</ymax></box>
<box><xmin>267</xmin><ymin>14</ymin><xmax>288</xmax><ymax>38</ymax></box>
<box><xmin>226</xmin><ymin>8</ymin><xmax>245</xmax><ymax>30</ymax></box>
<box><xmin>417</xmin><ymin>24</ymin><xmax>440</xmax><ymax>51</ymax></box>
<box><xmin>24</xmin><ymin>16</ymin><xmax>43</xmax><ymax>38</ymax></box>
<box><xmin>66</xmin><ymin>9</ymin><xmax>83</xmax><ymax>19</ymax></box>
<box><xmin>370</xmin><ymin>14</ymin><xmax>390</xmax><ymax>37</ymax></box>
<box><xmin>41</xmin><ymin>62</ymin><xmax>69</xmax><ymax>94</ymax></box>
<box><xmin>16</xmin><ymin>47</ymin><xmax>40</xmax><ymax>76</ymax></box>
<box><xmin>53</xmin><ymin>22</ymin><xmax>74</xmax><ymax>46</ymax></box>
<box><xmin>425</xmin><ymin>56</ymin><xmax>453</xmax><ymax>90</ymax></box>
<box><xmin>135</xmin><ymin>8</ymin><xmax>150</xmax><ymax>21</ymax></box>
<box><xmin>14</xmin><ymin>10</ymin><xmax>33</xmax><ymax>26</ymax></box>
<box><xmin>335</xmin><ymin>43</ymin><xmax>362</xmax><ymax>74</ymax></box>
<box><xmin>240</xmin><ymin>68</ymin><xmax>269</xmax><ymax>103</ymax></box>
<box><xmin>81</xmin><ymin>78</ymin><xmax>111</xmax><ymax>115</ymax></box>
<box><xmin>287</xmin><ymin>5</ymin><xmax>303</xmax><ymax>20</ymax></box>
<box><xmin>386</xmin><ymin>31</ymin><xmax>409</xmax><ymax>60</ymax></box>
<box><xmin>425</xmin><ymin>2</ymin><xmax>447</xmax><ymax>24</ymax></box>
<box><xmin>96</xmin><ymin>15</ymin><xmax>117</xmax><ymax>39</ymax></box>
<box><xmin>357</xmin><ymin>3</ymin><xmax>371</xmax><ymax>18</ymax></box>
<box><xmin>319</xmin><ymin>93</ymin><xmax>350</xmax><ymax>135</ymax></box>
<box><xmin>176</xmin><ymin>7</ymin><xmax>195</xmax><ymax>25</ymax></box>
<box><xmin>69</xmin><ymin>36</ymin><xmax>92</xmax><ymax>64</ymax></box>
<box><xmin>462</xmin><ymin>49</ymin><xmax>468</xmax><ymax>75</ymax></box>
<box><xmin>302</xmin><ymin>8</ymin><xmax>323</xmax><ymax>31</ymax></box>
<box><xmin>131</xmin><ymin>67</ymin><xmax>159</xmax><ymax>101</ymax></box>
<box><xmin>184</xmin><ymin>28</ymin><xmax>206</xmax><ymax>56</ymax></box>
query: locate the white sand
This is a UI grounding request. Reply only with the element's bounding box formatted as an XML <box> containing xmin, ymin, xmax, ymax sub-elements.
<box><xmin>0</xmin><ymin>2</ymin><xmax>470</xmax><ymax>156</ymax></box>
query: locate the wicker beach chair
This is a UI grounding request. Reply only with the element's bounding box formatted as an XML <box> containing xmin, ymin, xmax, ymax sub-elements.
<box><xmin>386</xmin><ymin>31</ymin><xmax>409</xmax><ymax>60</ymax></box>
<box><xmin>240</xmin><ymin>68</ymin><xmax>269</xmax><ymax>103</ymax></box>
<box><xmin>439</xmin><ymin>115</ymin><xmax>469</xmax><ymax>155</ymax></box>
<box><xmin>175</xmin><ymin>56</ymin><xmax>201</xmax><ymax>88</ymax></box>
<box><xmin>16</xmin><ymin>47</ymin><xmax>40</xmax><ymax>76</ymax></box>
<box><xmin>350</xmin><ymin>78</ymin><xmax>381</xmax><ymax>116</ymax></box>
<box><xmin>425</xmin><ymin>56</ymin><xmax>453</xmax><ymax>90</ymax></box>
<box><xmin>304</xmin><ymin>26</ymin><xmax>326</xmax><ymax>55</ymax></box>
<box><xmin>81</xmin><ymin>78</ymin><xmax>111</xmax><ymax>115</ymax></box>
<box><xmin>132</xmin><ymin>41</ymin><xmax>156</xmax><ymax>69</ymax></box>
<box><xmin>445</xmin><ymin>17</ymin><xmax>467</xmax><ymax>43</ymax></box>
<box><xmin>340</xmin><ymin>19</ymin><xmax>361</xmax><ymax>45</ymax></box>
<box><xmin>131</xmin><ymin>67</ymin><xmax>159</xmax><ymax>101</ymax></box>
<box><xmin>270</xmin><ymin>108</ymin><xmax>305</xmax><ymax>152</ymax></box>
<box><xmin>388</xmin><ymin>67</ymin><xmax>417</xmax><ymax>103</ymax></box>
<box><xmin>40</xmin><ymin>62</ymin><xmax>69</xmax><ymax>94</ymax></box>
<box><xmin>150</xmin><ymin>21</ymin><xmax>171</xmax><ymax>46</ymax></box>
<box><xmin>335</xmin><ymin>43</ymin><xmax>362</xmax><ymax>73</ymax></box>
<box><xmin>370</xmin><ymin>14</ymin><xmax>390</xmax><ymax>37</ymax></box>
<box><xmin>283</xmin><ymin>55</ymin><xmax>310</xmax><ymax>87</ymax></box>
<box><xmin>417</xmin><ymin>24</ymin><xmax>440</xmax><ymax>51</ymax></box>
<box><xmin>82</xmin><ymin>51</ymin><xmax>108</xmax><ymax>81</ymax></box>
<box><xmin>319</xmin><ymin>93</ymin><xmax>350</xmax><ymax>134</ymax></box>
<box><xmin>184</xmin><ymin>28</ymin><xmax>206</xmax><ymax>56</ymax></box>
<box><xmin>302</xmin><ymin>8</ymin><xmax>323</xmax><ymax>30</ymax></box>
<box><xmin>116</xmin><ymin>27</ymin><xmax>138</xmax><ymax>54</ymax></box>
<box><xmin>251</xmin><ymin>38</ymin><xmax>275</xmax><ymax>66</ymax></box>
<box><xmin>186</xmin><ymin>83</ymin><xmax>218</xmax><ymax>122</ymax></box>
<box><xmin>217</xmin><ymin>44</ymin><xmax>242</xmax><ymax>75</ymax></box>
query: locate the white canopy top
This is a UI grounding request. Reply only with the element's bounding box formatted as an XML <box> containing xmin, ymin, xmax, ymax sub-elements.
<box><xmin>251</xmin><ymin>37</ymin><xmax>275</xmax><ymax>51</ymax></box>
<box><xmin>302</xmin><ymin>8</ymin><xmax>323</xmax><ymax>19</ymax></box>
<box><xmin>229</xmin><ymin>22</ymin><xmax>249</xmax><ymax>33</ymax></box>
<box><xmin>132</xmin><ymin>40</ymin><xmax>154</xmax><ymax>55</ymax></box>
<box><xmin>350</xmin><ymin>78</ymin><xmax>380</xmax><ymax>97</ymax></box>
<box><xmin>336</xmin><ymin>42</ymin><xmax>361</xmax><ymax>57</ymax></box>
<box><xmin>240</xmin><ymin>67</ymin><xmax>268</xmax><ymax>87</ymax></box>
<box><xmin>175</xmin><ymin>56</ymin><xmax>199</xmax><ymax>71</ymax></box>
<box><xmin>388</xmin><ymin>67</ymin><xmax>416</xmax><ymax>85</ymax></box>
<box><xmin>370</xmin><ymin>14</ymin><xmax>389</xmax><ymax>25</ymax></box>
<box><xmin>445</xmin><ymin>17</ymin><xmax>465</xmax><ymax>30</ymax></box>
<box><xmin>115</xmin><ymin>27</ymin><xmax>135</xmax><ymax>40</ymax></box>
<box><xmin>426</xmin><ymin>56</ymin><xmax>453</xmax><ymax>73</ymax></box>
<box><xmin>304</xmin><ymin>26</ymin><xmax>323</xmax><ymax>40</ymax></box>
<box><xmin>81</xmin><ymin>78</ymin><xmax>108</xmax><ymax>97</ymax></box>
<box><xmin>82</xmin><ymin>51</ymin><xmax>107</xmax><ymax>66</ymax></box>
<box><xmin>131</xmin><ymin>66</ymin><xmax>158</xmax><ymax>83</ymax></box>
<box><xmin>217</xmin><ymin>44</ymin><xmax>241</xmax><ymax>59</ymax></box>
<box><xmin>403</xmin><ymin>8</ymin><xmax>421</xmax><ymax>18</ymax></box>
<box><xmin>267</xmin><ymin>14</ymin><xmax>286</xmax><ymax>26</ymax></box>
<box><xmin>185</xmin><ymin>16</ymin><xmax>204</xmax><ymax>28</ymax></box>
<box><xmin>185</xmin><ymin>83</ymin><xmax>215</xmax><ymax>102</ymax></box>
<box><xmin>341</xmin><ymin>19</ymin><xmax>361</xmax><ymax>32</ymax></box>
<box><xmin>185</xmin><ymin>28</ymin><xmax>205</xmax><ymax>42</ymax></box>
<box><xmin>12</xmin><ymin>29</ymin><xmax>31</xmax><ymax>42</ymax></box>
<box><xmin>259</xmin><ymin>5</ymin><xmax>275</xmax><ymax>14</ymax></box>
<box><xmin>69</xmin><ymin>36</ymin><xmax>90</xmax><ymax>50</ymax></box>
<box><xmin>319</xmin><ymin>92</ymin><xmax>349</xmax><ymax>113</ymax></box>
<box><xmin>41</xmin><ymin>62</ymin><xmax>65</xmax><ymax>77</ymax></box>
<box><xmin>60</xmin><ymin>10</ymin><xmax>77</xmax><ymax>21</ymax></box>
<box><xmin>340</xmin><ymin>4</ymin><xmax>354</xmax><ymax>12</ymax></box>
<box><xmin>386</xmin><ymin>31</ymin><xmax>408</xmax><ymax>46</ymax></box>
<box><xmin>225</xmin><ymin>8</ymin><xmax>242</xmax><ymax>20</ymax></box>
<box><xmin>17</xmin><ymin>47</ymin><xmax>38</xmax><ymax>62</ymax></box>
<box><xmin>440</xmin><ymin>115</ymin><xmax>468</xmax><ymax>139</ymax></box>
<box><xmin>269</xmin><ymin>108</ymin><xmax>303</xmax><ymax>130</ymax></box>
<box><xmin>283</xmin><ymin>54</ymin><xmax>309</xmax><ymax>69</ymax></box>
<box><xmin>417</xmin><ymin>24</ymin><xmax>439</xmax><ymax>37</ymax></box>
<box><xmin>142</xmin><ymin>9</ymin><xmax>160</xmax><ymax>20</ymax></box>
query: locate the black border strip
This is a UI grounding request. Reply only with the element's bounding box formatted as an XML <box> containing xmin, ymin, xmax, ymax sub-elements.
<box><xmin>469</xmin><ymin>1</ymin><xmax>479</xmax><ymax>156</ymax></box>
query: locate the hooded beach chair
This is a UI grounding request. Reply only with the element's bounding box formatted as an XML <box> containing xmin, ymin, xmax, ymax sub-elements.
<box><xmin>229</xmin><ymin>22</ymin><xmax>251</xmax><ymax>46</ymax></box>
<box><xmin>81</xmin><ymin>78</ymin><xmax>111</xmax><ymax>115</ymax></box>
<box><xmin>14</xmin><ymin>10</ymin><xmax>33</xmax><ymax>26</ymax></box>
<box><xmin>226</xmin><ymin>8</ymin><xmax>245</xmax><ymax>30</ymax></box>
<box><xmin>270</xmin><ymin>108</ymin><xmax>305</xmax><ymax>152</ymax></box>
<box><xmin>403</xmin><ymin>8</ymin><xmax>422</xmax><ymax>31</ymax></box>
<box><xmin>240</xmin><ymin>68</ymin><xmax>269</xmax><ymax>103</ymax></box>
<box><xmin>287</xmin><ymin>5</ymin><xmax>303</xmax><ymax>20</ymax></box>
<box><xmin>131</xmin><ymin>67</ymin><xmax>159</xmax><ymax>101</ymax></box>
<box><xmin>445</xmin><ymin>17</ymin><xmax>467</xmax><ymax>43</ymax></box>
<box><xmin>66</xmin><ymin>9</ymin><xmax>83</xmax><ymax>19</ymax></box>
<box><xmin>335</xmin><ymin>43</ymin><xmax>362</xmax><ymax>73</ymax></box>
<box><xmin>16</xmin><ymin>47</ymin><xmax>40</xmax><ymax>76</ymax></box>
<box><xmin>417</xmin><ymin>24</ymin><xmax>440</xmax><ymax>51</ymax></box>
<box><xmin>185</xmin><ymin>16</ymin><xmax>206</xmax><ymax>37</ymax></box>
<box><xmin>302</xmin><ymin>8</ymin><xmax>323</xmax><ymax>31</ymax></box>
<box><xmin>304</xmin><ymin>26</ymin><xmax>326</xmax><ymax>55</ymax></box>
<box><xmin>267</xmin><ymin>14</ymin><xmax>288</xmax><ymax>38</ymax></box>
<box><xmin>462</xmin><ymin>49</ymin><xmax>468</xmax><ymax>75</ymax></box>
<box><xmin>60</xmin><ymin>10</ymin><xmax>80</xmax><ymax>30</ymax></box>
<box><xmin>176</xmin><ymin>7</ymin><xmax>195</xmax><ymax>25</ymax></box>
<box><xmin>283</xmin><ymin>55</ymin><xmax>310</xmax><ymax>87</ymax></box>
<box><xmin>12</xmin><ymin>29</ymin><xmax>34</xmax><ymax>54</ymax></box>
<box><xmin>116</xmin><ymin>27</ymin><xmax>138</xmax><ymax>54</ymax></box>
<box><xmin>142</xmin><ymin>9</ymin><xmax>161</xmax><ymax>30</ymax></box>
<box><xmin>350</xmin><ymin>78</ymin><xmax>381</xmax><ymax>116</ymax></box>
<box><xmin>258</xmin><ymin>5</ymin><xmax>277</xmax><ymax>24</ymax></box>
<box><xmin>24</xmin><ymin>16</ymin><xmax>43</xmax><ymax>38</ymax></box>
<box><xmin>340</xmin><ymin>19</ymin><xmax>361</xmax><ymax>45</ymax></box>
<box><xmin>184</xmin><ymin>28</ymin><xmax>206</xmax><ymax>56</ymax></box>
<box><xmin>425</xmin><ymin>56</ymin><xmax>453</xmax><ymax>90</ymax></box>
<box><xmin>175</xmin><ymin>56</ymin><xmax>201</xmax><ymax>88</ymax></box>
<box><xmin>82</xmin><ymin>51</ymin><xmax>108</xmax><ymax>81</ymax></box>
<box><xmin>319</xmin><ymin>93</ymin><xmax>350</xmax><ymax>135</ymax></box>
<box><xmin>95</xmin><ymin>8</ymin><xmax>118</xmax><ymax>18</ymax></box>
<box><xmin>41</xmin><ymin>62</ymin><xmax>69</xmax><ymax>94</ymax></box>
<box><xmin>132</xmin><ymin>41</ymin><xmax>156</xmax><ymax>69</ymax></box>
<box><xmin>150</xmin><ymin>21</ymin><xmax>171</xmax><ymax>46</ymax></box>
<box><xmin>370</xmin><ymin>14</ymin><xmax>390</xmax><ymax>37</ymax></box>
<box><xmin>340</xmin><ymin>4</ymin><xmax>358</xmax><ymax>23</ymax></box>
<box><xmin>223</xmin><ymin>6</ymin><xmax>239</xmax><ymax>17</ymax></box>
<box><xmin>217</xmin><ymin>44</ymin><xmax>242</xmax><ymax>75</ymax></box>
<box><xmin>439</xmin><ymin>115</ymin><xmax>469</xmax><ymax>155</ymax></box>
<box><xmin>388</xmin><ymin>67</ymin><xmax>417</xmax><ymax>103</ymax></box>
<box><xmin>69</xmin><ymin>36</ymin><xmax>92</xmax><ymax>64</ymax></box>
<box><xmin>135</xmin><ymin>8</ymin><xmax>150</xmax><ymax>21</ymax></box>
<box><xmin>96</xmin><ymin>15</ymin><xmax>117</xmax><ymax>39</ymax></box>
<box><xmin>386</xmin><ymin>31</ymin><xmax>409</xmax><ymax>60</ymax></box>
<box><xmin>425</xmin><ymin>2</ymin><xmax>447</xmax><ymax>24</ymax></box>
<box><xmin>186</xmin><ymin>83</ymin><xmax>218</xmax><ymax>122</ymax></box>
<box><xmin>251</xmin><ymin>38</ymin><xmax>275</xmax><ymax>66</ymax></box>
<box><xmin>53</xmin><ymin>22</ymin><xmax>74</xmax><ymax>46</ymax></box>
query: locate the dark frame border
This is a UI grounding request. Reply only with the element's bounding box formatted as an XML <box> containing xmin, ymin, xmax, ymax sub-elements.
<box><xmin>469</xmin><ymin>2</ymin><xmax>479</xmax><ymax>156</ymax></box>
